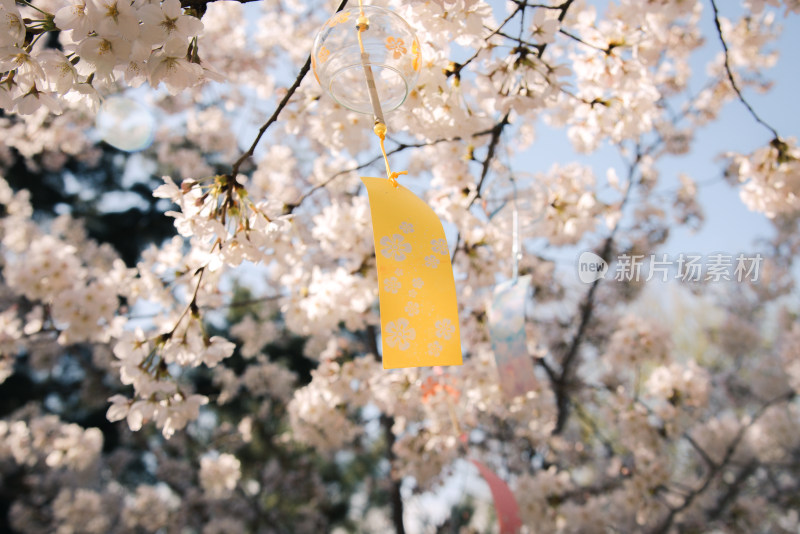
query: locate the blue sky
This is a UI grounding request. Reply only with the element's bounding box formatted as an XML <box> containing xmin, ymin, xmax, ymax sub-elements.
<box><xmin>520</xmin><ymin>2</ymin><xmax>799</xmax><ymax>260</ymax></box>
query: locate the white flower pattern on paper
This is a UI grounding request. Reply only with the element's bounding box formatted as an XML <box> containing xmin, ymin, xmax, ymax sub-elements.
<box><xmin>380</xmin><ymin>234</ymin><xmax>411</xmax><ymax>261</ymax></box>
<box><xmin>424</xmin><ymin>255</ymin><xmax>439</xmax><ymax>268</ymax></box>
<box><xmin>412</xmin><ymin>278</ymin><xmax>424</xmax><ymax>289</ymax></box>
<box><xmin>435</xmin><ymin>318</ymin><xmax>455</xmax><ymax>340</ymax></box>
<box><xmin>428</xmin><ymin>341</ymin><xmax>443</xmax><ymax>357</ymax></box>
<box><xmin>395</xmin><ymin>268</ymin><xmax>403</xmax><ymax>276</ymax></box>
<box><xmin>384</xmin><ymin>277</ymin><xmax>400</xmax><ymax>294</ymax></box>
<box><xmin>405</xmin><ymin>302</ymin><xmax>420</xmax><ymax>316</ymax></box>
<box><xmin>408</xmin><ymin>289</ymin><xmax>417</xmax><ymax>298</ymax></box>
<box><xmin>431</xmin><ymin>239</ymin><xmax>449</xmax><ymax>255</ymax></box>
<box><xmin>399</xmin><ymin>221</ymin><xmax>414</xmax><ymax>233</ymax></box>
<box><xmin>384</xmin><ymin>318</ymin><xmax>416</xmax><ymax>351</ymax></box>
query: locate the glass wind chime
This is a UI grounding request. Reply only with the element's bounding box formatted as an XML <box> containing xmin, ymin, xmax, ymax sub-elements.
<box><xmin>313</xmin><ymin>8</ymin><xmax>525</xmax><ymax>530</ymax></box>
<box><xmin>313</xmin><ymin>3</ymin><xmax>462</xmax><ymax>370</ymax></box>
<box><xmin>487</xmin><ymin>179</ymin><xmax>538</xmax><ymax>400</ymax></box>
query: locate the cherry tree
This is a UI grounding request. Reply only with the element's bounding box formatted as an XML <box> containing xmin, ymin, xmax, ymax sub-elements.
<box><xmin>0</xmin><ymin>0</ymin><xmax>799</xmax><ymax>532</ymax></box>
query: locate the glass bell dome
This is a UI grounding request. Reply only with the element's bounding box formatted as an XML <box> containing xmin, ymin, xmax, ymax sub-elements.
<box><xmin>312</xmin><ymin>5</ymin><xmax>421</xmax><ymax>115</ymax></box>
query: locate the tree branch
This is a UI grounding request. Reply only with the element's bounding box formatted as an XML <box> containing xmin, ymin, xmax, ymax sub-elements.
<box><xmin>228</xmin><ymin>0</ymin><xmax>350</xmax><ymax>178</ymax></box>
<box><xmin>550</xmin><ymin>151</ymin><xmax>638</xmax><ymax>434</ymax></box>
<box><xmin>706</xmin><ymin>461</ymin><xmax>758</xmax><ymax>521</ymax></box>
<box><xmin>650</xmin><ymin>391</ymin><xmax>795</xmax><ymax>534</ymax></box>
<box><xmin>180</xmin><ymin>0</ymin><xmax>261</xmax><ymax>17</ymax></box>
<box><xmin>709</xmin><ymin>0</ymin><xmax>780</xmax><ymax>140</ymax></box>
<box><xmin>470</xmin><ymin>113</ymin><xmax>510</xmax><ymax>209</ymax></box>
<box><xmin>382</xmin><ymin>414</ymin><xmax>406</xmax><ymax>534</ymax></box>
<box><xmin>285</xmin><ymin>137</ymin><xmax>463</xmax><ymax>213</ymax></box>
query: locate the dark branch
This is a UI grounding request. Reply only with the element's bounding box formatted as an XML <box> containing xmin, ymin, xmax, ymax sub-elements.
<box><xmin>382</xmin><ymin>414</ymin><xmax>406</xmax><ymax>534</ymax></box>
<box><xmin>180</xmin><ymin>0</ymin><xmax>261</xmax><ymax>17</ymax></box>
<box><xmin>551</xmin><ymin>235</ymin><xmax>611</xmax><ymax>434</ymax></box>
<box><xmin>551</xmin><ymin>150</ymin><xmax>638</xmax><ymax>434</ymax></box>
<box><xmin>285</xmin><ymin>136</ymin><xmax>464</xmax><ymax>213</ymax></box>
<box><xmin>450</xmin><ymin>113</ymin><xmax>511</xmax><ymax>265</ymax></box>
<box><xmin>228</xmin><ymin>0</ymin><xmax>350</xmax><ymax>178</ymax></box>
<box><xmin>470</xmin><ymin>112</ymin><xmax>510</xmax><ymax>208</ymax></box>
<box><xmin>709</xmin><ymin>0</ymin><xmax>780</xmax><ymax>139</ymax></box>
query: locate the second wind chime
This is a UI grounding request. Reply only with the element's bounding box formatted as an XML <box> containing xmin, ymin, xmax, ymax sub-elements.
<box><xmin>312</xmin><ymin>2</ymin><xmax>462</xmax><ymax>370</ymax></box>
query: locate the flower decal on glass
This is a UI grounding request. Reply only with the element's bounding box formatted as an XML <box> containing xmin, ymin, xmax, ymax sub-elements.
<box><xmin>431</xmin><ymin>238</ymin><xmax>448</xmax><ymax>255</ymax></box>
<box><xmin>385</xmin><ymin>318</ymin><xmax>416</xmax><ymax>351</ymax></box>
<box><xmin>317</xmin><ymin>46</ymin><xmax>330</xmax><ymax>63</ymax></box>
<box><xmin>428</xmin><ymin>341</ymin><xmax>442</xmax><ymax>357</ymax></box>
<box><xmin>385</xmin><ymin>36</ymin><xmax>407</xmax><ymax>59</ymax></box>
<box><xmin>399</xmin><ymin>221</ymin><xmax>414</xmax><ymax>234</ymax></box>
<box><xmin>424</xmin><ymin>255</ymin><xmax>439</xmax><ymax>268</ymax></box>
<box><xmin>384</xmin><ymin>277</ymin><xmax>401</xmax><ymax>294</ymax></box>
<box><xmin>405</xmin><ymin>301</ymin><xmax>420</xmax><ymax>316</ymax></box>
<box><xmin>435</xmin><ymin>318</ymin><xmax>455</xmax><ymax>340</ymax></box>
<box><xmin>328</xmin><ymin>11</ymin><xmax>350</xmax><ymax>26</ymax></box>
<box><xmin>412</xmin><ymin>278</ymin><xmax>424</xmax><ymax>289</ymax></box>
<box><xmin>380</xmin><ymin>234</ymin><xmax>411</xmax><ymax>261</ymax></box>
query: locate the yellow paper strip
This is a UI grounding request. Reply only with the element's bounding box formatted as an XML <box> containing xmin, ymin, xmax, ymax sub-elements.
<box><xmin>362</xmin><ymin>177</ymin><xmax>463</xmax><ymax>369</ymax></box>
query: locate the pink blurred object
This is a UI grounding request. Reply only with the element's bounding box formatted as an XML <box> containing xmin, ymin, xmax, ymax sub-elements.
<box><xmin>471</xmin><ymin>460</ymin><xmax>522</xmax><ymax>533</ymax></box>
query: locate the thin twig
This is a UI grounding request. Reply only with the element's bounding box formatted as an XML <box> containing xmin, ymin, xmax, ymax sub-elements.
<box><xmin>452</xmin><ymin>3</ymin><xmax>528</xmax><ymax>78</ymax></box>
<box><xmin>559</xmin><ymin>28</ymin><xmax>608</xmax><ymax>53</ymax></box>
<box><xmin>538</xmin><ymin>0</ymin><xmax>575</xmax><ymax>58</ymax></box>
<box><xmin>470</xmin><ymin>113</ymin><xmax>510</xmax><ymax>209</ymax></box>
<box><xmin>451</xmin><ymin>113</ymin><xmax>511</xmax><ymax>264</ymax></box>
<box><xmin>286</xmin><ymin>137</ymin><xmax>463</xmax><ymax>212</ymax></box>
<box><xmin>709</xmin><ymin>0</ymin><xmax>780</xmax><ymax>139</ymax></box>
<box><xmin>228</xmin><ymin>0</ymin><xmax>350</xmax><ymax>178</ymax></box>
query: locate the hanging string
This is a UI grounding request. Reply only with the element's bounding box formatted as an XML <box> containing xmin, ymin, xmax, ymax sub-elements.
<box><xmin>511</xmin><ymin>176</ymin><xmax>521</xmax><ymax>284</ymax></box>
<box><xmin>357</xmin><ymin>0</ymin><xmax>406</xmax><ymax>187</ymax></box>
<box><xmin>498</xmin><ymin>128</ymin><xmax>522</xmax><ymax>284</ymax></box>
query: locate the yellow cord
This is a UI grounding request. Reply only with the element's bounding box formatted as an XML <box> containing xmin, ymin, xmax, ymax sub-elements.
<box><xmin>374</xmin><ymin>123</ymin><xmax>407</xmax><ymax>187</ymax></box>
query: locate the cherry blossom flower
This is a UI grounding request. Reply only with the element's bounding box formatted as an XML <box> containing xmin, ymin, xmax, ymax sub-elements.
<box><xmin>0</xmin><ymin>47</ymin><xmax>46</xmax><ymax>86</ymax></box>
<box><xmin>199</xmin><ymin>453</ymin><xmax>241</xmax><ymax>498</ymax></box>
<box><xmin>87</xmin><ymin>0</ymin><xmax>140</xmax><ymax>41</ymax></box>
<box><xmin>148</xmin><ymin>38</ymin><xmax>203</xmax><ymax>95</ymax></box>
<box><xmin>38</xmin><ymin>51</ymin><xmax>78</xmax><ymax>94</ymax></box>
<box><xmin>203</xmin><ymin>335</ymin><xmax>236</xmax><ymax>367</ymax></box>
<box><xmin>139</xmin><ymin>0</ymin><xmax>203</xmax><ymax>45</ymax></box>
<box><xmin>530</xmin><ymin>8</ymin><xmax>559</xmax><ymax>44</ymax></box>
<box><xmin>78</xmin><ymin>36</ymin><xmax>132</xmax><ymax>77</ymax></box>
<box><xmin>0</xmin><ymin>1</ymin><xmax>24</xmax><ymax>47</ymax></box>
<box><xmin>54</xmin><ymin>0</ymin><xmax>94</xmax><ymax>37</ymax></box>
<box><xmin>13</xmin><ymin>84</ymin><xmax>62</xmax><ymax>115</ymax></box>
